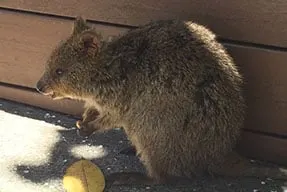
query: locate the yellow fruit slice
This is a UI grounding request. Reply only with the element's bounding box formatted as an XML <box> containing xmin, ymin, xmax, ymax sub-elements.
<box><xmin>63</xmin><ymin>159</ymin><xmax>105</xmax><ymax>192</ymax></box>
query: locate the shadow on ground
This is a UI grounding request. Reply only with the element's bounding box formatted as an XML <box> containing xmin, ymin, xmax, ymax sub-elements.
<box><xmin>0</xmin><ymin>99</ymin><xmax>144</xmax><ymax>191</ymax></box>
<box><xmin>0</xmin><ymin>99</ymin><xmax>286</xmax><ymax>192</ymax></box>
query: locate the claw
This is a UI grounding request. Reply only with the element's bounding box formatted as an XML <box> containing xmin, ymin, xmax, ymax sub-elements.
<box><xmin>76</xmin><ymin>120</ymin><xmax>82</xmax><ymax>129</ymax></box>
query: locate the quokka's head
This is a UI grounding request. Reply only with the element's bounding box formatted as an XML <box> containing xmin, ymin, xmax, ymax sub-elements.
<box><xmin>36</xmin><ymin>17</ymin><xmax>103</xmax><ymax>100</ymax></box>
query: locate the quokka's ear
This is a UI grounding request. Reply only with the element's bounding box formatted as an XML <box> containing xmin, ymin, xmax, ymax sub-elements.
<box><xmin>79</xmin><ymin>31</ymin><xmax>102</xmax><ymax>56</ymax></box>
<box><xmin>73</xmin><ymin>16</ymin><xmax>90</xmax><ymax>35</ymax></box>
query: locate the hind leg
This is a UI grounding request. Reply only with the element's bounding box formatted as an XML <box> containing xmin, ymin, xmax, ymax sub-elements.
<box><xmin>138</xmin><ymin>149</ymin><xmax>169</xmax><ymax>184</ymax></box>
<box><xmin>139</xmin><ymin>150</ymin><xmax>194</xmax><ymax>185</ymax></box>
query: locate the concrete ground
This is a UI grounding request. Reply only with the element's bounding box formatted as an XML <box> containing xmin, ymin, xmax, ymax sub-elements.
<box><xmin>0</xmin><ymin>98</ymin><xmax>286</xmax><ymax>192</ymax></box>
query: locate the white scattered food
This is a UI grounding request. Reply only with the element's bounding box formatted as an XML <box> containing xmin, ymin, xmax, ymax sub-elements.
<box><xmin>0</xmin><ymin>111</ymin><xmax>66</xmax><ymax>192</ymax></box>
<box><xmin>44</xmin><ymin>113</ymin><xmax>51</xmax><ymax>118</ymax></box>
<box><xmin>279</xmin><ymin>168</ymin><xmax>287</xmax><ymax>174</ymax></box>
<box><xmin>70</xmin><ymin>145</ymin><xmax>107</xmax><ymax>159</ymax></box>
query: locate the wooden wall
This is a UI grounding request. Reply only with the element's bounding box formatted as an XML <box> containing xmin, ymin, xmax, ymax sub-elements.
<box><xmin>0</xmin><ymin>1</ymin><xmax>287</xmax><ymax>165</ymax></box>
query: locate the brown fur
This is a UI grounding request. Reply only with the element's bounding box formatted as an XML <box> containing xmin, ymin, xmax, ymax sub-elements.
<box><xmin>36</xmin><ymin>17</ymin><xmax>287</xmax><ymax>183</ymax></box>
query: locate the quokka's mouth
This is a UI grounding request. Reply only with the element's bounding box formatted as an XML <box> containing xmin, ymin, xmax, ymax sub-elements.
<box><xmin>50</xmin><ymin>93</ymin><xmax>64</xmax><ymax>100</ymax></box>
<box><xmin>50</xmin><ymin>92</ymin><xmax>58</xmax><ymax>99</ymax></box>
<box><xmin>41</xmin><ymin>90</ymin><xmax>62</xmax><ymax>100</ymax></box>
<box><xmin>41</xmin><ymin>91</ymin><xmax>54</xmax><ymax>96</ymax></box>
<box><xmin>50</xmin><ymin>92</ymin><xmax>72</xmax><ymax>100</ymax></box>
<box><xmin>38</xmin><ymin>89</ymin><xmax>72</xmax><ymax>100</ymax></box>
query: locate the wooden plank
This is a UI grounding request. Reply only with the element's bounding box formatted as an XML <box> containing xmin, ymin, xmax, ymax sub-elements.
<box><xmin>237</xmin><ymin>131</ymin><xmax>287</xmax><ymax>166</ymax></box>
<box><xmin>0</xmin><ymin>84</ymin><xmax>84</xmax><ymax>117</ymax></box>
<box><xmin>1</xmin><ymin>0</ymin><xmax>287</xmax><ymax>47</ymax></box>
<box><xmin>227</xmin><ymin>46</ymin><xmax>287</xmax><ymax>136</ymax></box>
<box><xmin>0</xmin><ymin>10</ymin><xmax>287</xmax><ymax>135</ymax></box>
<box><xmin>1</xmin><ymin>85</ymin><xmax>287</xmax><ymax>166</ymax></box>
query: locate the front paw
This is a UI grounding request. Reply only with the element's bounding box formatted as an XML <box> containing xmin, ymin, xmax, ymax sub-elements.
<box><xmin>75</xmin><ymin>120</ymin><xmax>95</xmax><ymax>137</ymax></box>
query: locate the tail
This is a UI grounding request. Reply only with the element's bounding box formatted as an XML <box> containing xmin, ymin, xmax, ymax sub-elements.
<box><xmin>212</xmin><ymin>151</ymin><xmax>287</xmax><ymax>180</ymax></box>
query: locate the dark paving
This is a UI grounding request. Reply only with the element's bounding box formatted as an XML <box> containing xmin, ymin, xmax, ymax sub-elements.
<box><xmin>0</xmin><ymin>98</ymin><xmax>286</xmax><ymax>192</ymax></box>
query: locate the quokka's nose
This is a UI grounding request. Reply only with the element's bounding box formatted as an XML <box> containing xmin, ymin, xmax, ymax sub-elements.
<box><xmin>36</xmin><ymin>80</ymin><xmax>54</xmax><ymax>96</ymax></box>
<box><xmin>36</xmin><ymin>81</ymin><xmax>46</xmax><ymax>94</ymax></box>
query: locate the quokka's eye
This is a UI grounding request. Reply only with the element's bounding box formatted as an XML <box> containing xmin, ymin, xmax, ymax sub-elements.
<box><xmin>55</xmin><ymin>68</ymin><xmax>64</xmax><ymax>76</ymax></box>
